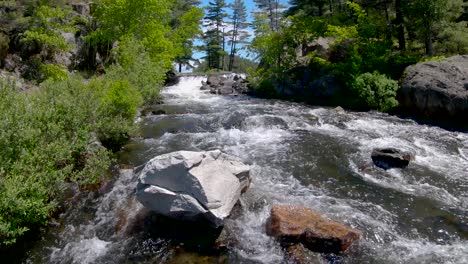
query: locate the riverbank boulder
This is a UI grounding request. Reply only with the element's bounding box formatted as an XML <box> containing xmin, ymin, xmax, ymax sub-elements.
<box><xmin>371</xmin><ymin>148</ymin><xmax>413</xmax><ymax>170</ymax></box>
<box><xmin>266</xmin><ymin>204</ymin><xmax>360</xmax><ymax>254</ymax></box>
<box><xmin>399</xmin><ymin>55</ymin><xmax>468</xmax><ymax>129</ymax></box>
<box><xmin>136</xmin><ymin>150</ymin><xmax>251</xmax><ymax>227</ymax></box>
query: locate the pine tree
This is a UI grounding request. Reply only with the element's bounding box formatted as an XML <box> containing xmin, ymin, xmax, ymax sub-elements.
<box><xmin>254</xmin><ymin>0</ymin><xmax>284</xmax><ymax>32</ymax></box>
<box><xmin>203</xmin><ymin>0</ymin><xmax>228</xmax><ymax>70</ymax></box>
<box><xmin>228</xmin><ymin>0</ymin><xmax>250</xmax><ymax>71</ymax></box>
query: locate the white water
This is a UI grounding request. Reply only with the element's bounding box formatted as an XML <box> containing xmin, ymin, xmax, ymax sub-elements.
<box><xmin>27</xmin><ymin>76</ymin><xmax>468</xmax><ymax>264</ymax></box>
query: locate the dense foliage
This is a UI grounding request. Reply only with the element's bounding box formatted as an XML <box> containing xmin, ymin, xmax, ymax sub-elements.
<box><xmin>194</xmin><ymin>54</ymin><xmax>258</xmax><ymax>73</ymax></box>
<box><xmin>0</xmin><ymin>0</ymin><xmax>201</xmax><ymax>248</ymax></box>
<box><xmin>249</xmin><ymin>0</ymin><xmax>468</xmax><ymax>111</ymax></box>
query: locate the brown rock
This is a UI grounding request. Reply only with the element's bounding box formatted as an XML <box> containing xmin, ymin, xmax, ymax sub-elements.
<box><xmin>286</xmin><ymin>244</ymin><xmax>323</xmax><ymax>264</ymax></box>
<box><xmin>266</xmin><ymin>204</ymin><xmax>360</xmax><ymax>254</ymax></box>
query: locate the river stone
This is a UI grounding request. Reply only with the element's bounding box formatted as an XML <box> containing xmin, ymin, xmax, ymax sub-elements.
<box><xmin>205</xmin><ymin>75</ymin><xmax>249</xmax><ymax>95</ymax></box>
<box><xmin>136</xmin><ymin>150</ymin><xmax>250</xmax><ymax>227</ymax></box>
<box><xmin>399</xmin><ymin>55</ymin><xmax>468</xmax><ymax>125</ymax></box>
<box><xmin>266</xmin><ymin>204</ymin><xmax>360</xmax><ymax>254</ymax></box>
<box><xmin>207</xmin><ymin>75</ymin><xmax>222</xmax><ymax>86</ymax></box>
<box><xmin>371</xmin><ymin>148</ymin><xmax>413</xmax><ymax>170</ymax></box>
<box><xmin>286</xmin><ymin>244</ymin><xmax>324</xmax><ymax>264</ymax></box>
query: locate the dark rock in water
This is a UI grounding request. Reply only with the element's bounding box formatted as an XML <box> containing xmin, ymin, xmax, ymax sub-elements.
<box><xmin>399</xmin><ymin>55</ymin><xmax>468</xmax><ymax>129</ymax></box>
<box><xmin>371</xmin><ymin>148</ymin><xmax>413</xmax><ymax>170</ymax></box>
<box><xmin>266</xmin><ymin>204</ymin><xmax>360</xmax><ymax>254</ymax></box>
<box><xmin>286</xmin><ymin>244</ymin><xmax>324</xmax><ymax>264</ymax></box>
<box><xmin>153</xmin><ymin>109</ymin><xmax>166</xmax><ymax>115</ymax></box>
<box><xmin>164</xmin><ymin>70</ymin><xmax>179</xmax><ymax>86</ymax></box>
<box><xmin>128</xmin><ymin>209</ymin><xmax>224</xmax><ymax>252</ymax></box>
<box><xmin>141</xmin><ymin>107</ymin><xmax>166</xmax><ymax>116</ymax></box>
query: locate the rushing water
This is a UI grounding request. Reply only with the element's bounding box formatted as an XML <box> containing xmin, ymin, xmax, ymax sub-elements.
<box><xmin>25</xmin><ymin>76</ymin><xmax>468</xmax><ymax>263</ymax></box>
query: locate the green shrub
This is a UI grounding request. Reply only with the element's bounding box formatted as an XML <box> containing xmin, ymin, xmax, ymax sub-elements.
<box><xmin>107</xmin><ymin>37</ymin><xmax>166</xmax><ymax>103</ymax></box>
<box><xmin>98</xmin><ymin>80</ymin><xmax>142</xmax><ymax>120</ymax></box>
<box><xmin>39</xmin><ymin>64</ymin><xmax>68</xmax><ymax>81</ymax></box>
<box><xmin>352</xmin><ymin>71</ymin><xmax>399</xmax><ymax>112</ymax></box>
<box><xmin>19</xmin><ymin>5</ymin><xmax>73</xmax><ymax>54</ymax></box>
<box><xmin>0</xmin><ymin>71</ymin><xmax>142</xmax><ymax>247</ymax></box>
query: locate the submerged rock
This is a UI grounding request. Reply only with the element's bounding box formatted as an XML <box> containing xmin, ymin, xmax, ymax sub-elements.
<box><xmin>136</xmin><ymin>150</ymin><xmax>250</xmax><ymax>227</ymax></box>
<box><xmin>286</xmin><ymin>244</ymin><xmax>324</xmax><ymax>264</ymax></box>
<box><xmin>266</xmin><ymin>204</ymin><xmax>360</xmax><ymax>254</ymax></box>
<box><xmin>371</xmin><ymin>148</ymin><xmax>413</xmax><ymax>170</ymax></box>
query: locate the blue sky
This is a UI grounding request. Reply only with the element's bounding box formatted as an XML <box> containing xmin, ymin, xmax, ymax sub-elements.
<box><xmin>192</xmin><ymin>0</ymin><xmax>289</xmax><ymax>62</ymax></box>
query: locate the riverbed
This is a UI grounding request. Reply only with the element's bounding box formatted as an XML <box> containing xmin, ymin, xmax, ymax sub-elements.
<box><xmin>26</xmin><ymin>76</ymin><xmax>468</xmax><ymax>263</ymax></box>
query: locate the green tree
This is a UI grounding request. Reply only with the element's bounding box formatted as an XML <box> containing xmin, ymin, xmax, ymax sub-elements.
<box><xmin>228</xmin><ymin>0</ymin><xmax>250</xmax><ymax>71</ymax></box>
<box><xmin>90</xmin><ymin>0</ymin><xmax>175</xmax><ymax>67</ymax></box>
<box><xmin>170</xmin><ymin>0</ymin><xmax>204</xmax><ymax>72</ymax></box>
<box><xmin>404</xmin><ymin>0</ymin><xmax>465</xmax><ymax>56</ymax></box>
<box><xmin>254</xmin><ymin>0</ymin><xmax>284</xmax><ymax>31</ymax></box>
<box><xmin>288</xmin><ymin>0</ymin><xmax>329</xmax><ymax>16</ymax></box>
<box><xmin>203</xmin><ymin>0</ymin><xmax>228</xmax><ymax>70</ymax></box>
<box><xmin>20</xmin><ymin>3</ymin><xmax>73</xmax><ymax>56</ymax></box>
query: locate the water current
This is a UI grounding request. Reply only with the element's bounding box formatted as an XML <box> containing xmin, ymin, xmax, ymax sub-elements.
<box><xmin>26</xmin><ymin>76</ymin><xmax>468</xmax><ymax>263</ymax></box>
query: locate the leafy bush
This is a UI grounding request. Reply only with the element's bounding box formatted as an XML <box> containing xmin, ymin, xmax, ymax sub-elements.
<box><xmin>39</xmin><ymin>64</ymin><xmax>68</xmax><ymax>81</ymax></box>
<box><xmin>0</xmin><ymin>70</ymin><xmax>145</xmax><ymax>246</ymax></box>
<box><xmin>19</xmin><ymin>5</ymin><xmax>73</xmax><ymax>54</ymax></box>
<box><xmin>352</xmin><ymin>71</ymin><xmax>399</xmax><ymax>112</ymax></box>
<box><xmin>106</xmin><ymin>37</ymin><xmax>166</xmax><ymax>103</ymax></box>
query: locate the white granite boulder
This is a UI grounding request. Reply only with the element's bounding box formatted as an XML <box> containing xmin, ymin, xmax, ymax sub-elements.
<box><xmin>136</xmin><ymin>150</ymin><xmax>250</xmax><ymax>227</ymax></box>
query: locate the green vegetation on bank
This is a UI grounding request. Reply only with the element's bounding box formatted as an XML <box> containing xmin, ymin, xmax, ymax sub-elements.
<box><xmin>0</xmin><ymin>0</ymin><xmax>202</xmax><ymax>247</ymax></box>
<box><xmin>247</xmin><ymin>0</ymin><xmax>468</xmax><ymax>111</ymax></box>
<box><xmin>193</xmin><ymin>55</ymin><xmax>258</xmax><ymax>73</ymax></box>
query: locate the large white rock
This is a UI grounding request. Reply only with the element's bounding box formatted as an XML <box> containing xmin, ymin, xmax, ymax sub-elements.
<box><xmin>136</xmin><ymin>150</ymin><xmax>250</xmax><ymax>226</ymax></box>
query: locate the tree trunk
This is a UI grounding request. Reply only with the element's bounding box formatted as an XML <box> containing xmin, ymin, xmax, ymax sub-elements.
<box><xmin>229</xmin><ymin>18</ymin><xmax>238</xmax><ymax>72</ymax></box>
<box><xmin>395</xmin><ymin>0</ymin><xmax>406</xmax><ymax>50</ymax></box>
<box><xmin>384</xmin><ymin>0</ymin><xmax>392</xmax><ymax>43</ymax></box>
<box><xmin>222</xmin><ymin>28</ymin><xmax>225</xmax><ymax>71</ymax></box>
<box><xmin>179</xmin><ymin>63</ymin><xmax>182</xmax><ymax>73</ymax></box>
<box><xmin>269</xmin><ymin>0</ymin><xmax>275</xmax><ymax>31</ymax></box>
<box><xmin>425</xmin><ymin>29</ymin><xmax>434</xmax><ymax>56</ymax></box>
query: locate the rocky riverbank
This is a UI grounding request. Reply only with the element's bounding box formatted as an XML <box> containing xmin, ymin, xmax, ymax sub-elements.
<box><xmin>398</xmin><ymin>55</ymin><xmax>468</xmax><ymax>130</ymax></box>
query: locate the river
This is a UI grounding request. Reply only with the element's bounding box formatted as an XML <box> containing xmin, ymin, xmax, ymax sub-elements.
<box><xmin>26</xmin><ymin>76</ymin><xmax>468</xmax><ymax>263</ymax></box>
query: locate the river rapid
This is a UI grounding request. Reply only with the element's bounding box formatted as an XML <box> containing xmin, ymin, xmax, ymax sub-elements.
<box><xmin>25</xmin><ymin>76</ymin><xmax>468</xmax><ymax>263</ymax></box>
